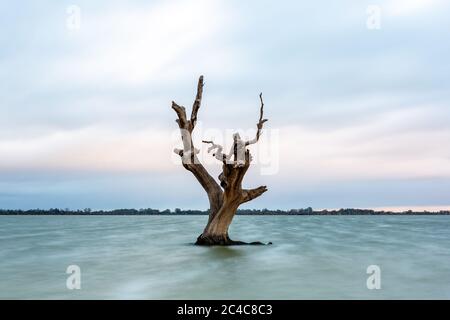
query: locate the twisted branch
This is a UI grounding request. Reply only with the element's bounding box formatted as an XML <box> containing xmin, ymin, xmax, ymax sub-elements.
<box><xmin>202</xmin><ymin>140</ymin><xmax>228</xmax><ymax>163</ymax></box>
<box><xmin>246</xmin><ymin>93</ymin><xmax>268</xmax><ymax>146</ymax></box>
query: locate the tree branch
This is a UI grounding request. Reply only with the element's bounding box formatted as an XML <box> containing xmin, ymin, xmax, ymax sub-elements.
<box><xmin>171</xmin><ymin>76</ymin><xmax>223</xmax><ymax>216</ymax></box>
<box><xmin>241</xmin><ymin>186</ymin><xmax>268</xmax><ymax>204</ymax></box>
<box><xmin>202</xmin><ymin>140</ymin><xmax>217</xmax><ymax>152</ymax></box>
<box><xmin>202</xmin><ymin>139</ymin><xmax>229</xmax><ymax>163</ymax></box>
<box><xmin>171</xmin><ymin>101</ymin><xmax>188</xmax><ymax>129</ymax></box>
<box><xmin>190</xmin><ymin>75</ymin><xmax>204</xmax><ymax>130</ymax></box>
<box><xmin>246</xmin><ymin>93</ymin><xmax>268</xmax><ymax>146</ymax></box>
<box><xmin>240</xmin><ymin>185</ymin><xmax>268</xmax><ymax>204</ymax></box>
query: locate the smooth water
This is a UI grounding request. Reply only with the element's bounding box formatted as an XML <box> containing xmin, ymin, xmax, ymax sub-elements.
<box><xmin>0</xmin><ymin>215</ymin><xmax>449</xmax><ymax>299</ymax></box>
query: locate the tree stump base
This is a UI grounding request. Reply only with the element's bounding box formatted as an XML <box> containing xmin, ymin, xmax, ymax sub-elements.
<box><xmin>195</xmin><ymin>234</ymin><xmax>272</xmax><ymax>246</ymax></box>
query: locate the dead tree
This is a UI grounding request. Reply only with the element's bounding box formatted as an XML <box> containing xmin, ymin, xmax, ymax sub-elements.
<box><xmin>172</xmin><ymin>76</ymin><xmax>269</xmax><ymax>245</ymax></box>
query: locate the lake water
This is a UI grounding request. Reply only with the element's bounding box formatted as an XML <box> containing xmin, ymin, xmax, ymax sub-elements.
<box><xmin>0</xmin><ymin>215</ymin><xmax>449</xmax><ymax>299</ymax></box>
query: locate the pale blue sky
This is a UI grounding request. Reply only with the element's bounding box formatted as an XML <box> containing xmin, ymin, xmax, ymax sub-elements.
<box><xmin>1</xmin><ymin>0</ymin><xmax>449</xmax><ymax>210</ymax></box>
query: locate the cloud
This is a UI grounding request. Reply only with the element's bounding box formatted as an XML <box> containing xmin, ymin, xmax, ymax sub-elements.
<box><xmin>386</xmin><ymin>0</ymin><xmax>444</xmax><ymax>16</ymax></box>
<box><xmin>48</xmin><ymin>0</ymin><xmax>238</xmax><ymax>87</ymax></box>
<box><xmin>0</xmin><ymin>125</ymin><xmax>176</xmax><ymax>173</ymax></box>
<box><xmin>2</xmin><ymin>102</ymin><xmax>449</xmax><ymax>182</ymax></box>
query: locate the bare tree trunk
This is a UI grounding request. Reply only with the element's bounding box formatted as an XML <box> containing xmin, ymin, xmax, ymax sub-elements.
<box><xmin>171</xmin><ymin>76</ymin><xmax>269</xmax><ymax>245</ymax></box>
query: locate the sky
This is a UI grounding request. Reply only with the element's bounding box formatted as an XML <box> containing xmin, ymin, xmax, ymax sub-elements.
<box><xmin>0</xmin><ymin>0</ymin><xmax>449</xmax><ymax>211</ymax></box>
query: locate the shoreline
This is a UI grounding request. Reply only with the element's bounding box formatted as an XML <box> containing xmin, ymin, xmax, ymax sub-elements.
<box><xmin>1</xmin><ymin>208</ymin><xmax>450</xmax><ymax>216</ymax></box>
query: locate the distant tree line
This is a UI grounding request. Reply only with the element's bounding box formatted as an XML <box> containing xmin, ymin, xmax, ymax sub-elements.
<box><xmin>0</xmin><ymin>207</ymin><xmax>449</xmax><ymax>215</ymax></box>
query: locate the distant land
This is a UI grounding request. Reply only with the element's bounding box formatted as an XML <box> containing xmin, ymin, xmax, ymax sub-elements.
<box><xmin>1</xmin><ymin>208</ymin><xmax>449</xmax><ymax>215</ymax></box>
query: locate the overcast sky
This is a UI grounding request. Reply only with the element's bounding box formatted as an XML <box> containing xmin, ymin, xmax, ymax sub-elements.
<box><xmin>1</xmin><ymin>0</ymin><xmax>449</xmax><ymax>210</ymax></box>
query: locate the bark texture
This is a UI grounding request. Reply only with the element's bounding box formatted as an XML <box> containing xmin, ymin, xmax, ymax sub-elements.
<box><xmin>172</xmin><ymin>76</ymin><xmax>269</xmax><ymax>245</ymax></box>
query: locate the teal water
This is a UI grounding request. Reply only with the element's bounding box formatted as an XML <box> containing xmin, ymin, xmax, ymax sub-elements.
<box><xmin>0</xmin><ymin>215</ymin><xmax>449</xmax><ymax>299</ymax></box>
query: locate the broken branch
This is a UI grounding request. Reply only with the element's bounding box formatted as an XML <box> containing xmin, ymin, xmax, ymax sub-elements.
<box><xmin>241</xmin><ymin>186</ymin><xmax>268</xmax><ymax>204</ymax></box>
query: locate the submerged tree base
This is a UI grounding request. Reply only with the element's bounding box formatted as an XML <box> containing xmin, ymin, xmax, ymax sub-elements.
<box><xmin>195</xmin><ymin>234</ymin><xmax>272</xmax><ymax>246</ymax></box>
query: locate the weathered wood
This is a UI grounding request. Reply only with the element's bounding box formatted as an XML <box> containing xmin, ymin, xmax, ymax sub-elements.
<box><xmin>171</xmin><ymin>76</ymin><xmax>269</xmax><ymax>245</ymax></box>
<box><xmin>190</xmin><ymin>75</ymin><xmax>203</xmax><ymax>129</ymax></box>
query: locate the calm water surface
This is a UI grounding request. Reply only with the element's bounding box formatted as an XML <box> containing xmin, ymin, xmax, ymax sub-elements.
<box><xmin>0</xmin><ymin>215</ymin><xmax>449</xmax><ymax>299</ymax></box>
